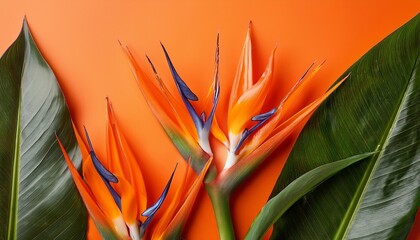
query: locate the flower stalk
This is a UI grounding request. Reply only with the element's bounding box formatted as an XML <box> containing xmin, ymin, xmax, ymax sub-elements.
<box><xmin>205</xmin><ymin>182</ymin><xmax>235</xmax><ymax>240</ymax></box>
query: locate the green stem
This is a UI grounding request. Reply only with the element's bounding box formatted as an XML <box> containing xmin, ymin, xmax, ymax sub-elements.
<box><xmin>205</xmin><ymin>183</ymin><xmax>235</xmax><ymax>240</ymax></box>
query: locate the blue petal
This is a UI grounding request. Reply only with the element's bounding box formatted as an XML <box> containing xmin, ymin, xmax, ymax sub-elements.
<box><xmin>251</xmin><ymin>108</ymin><xmax>276</xmax><ymax>121</ymax></box>
<box><xmin>160</xmin><ymin>43</ymin><xmax>198</xmax><ymax>101</ymax></box>
<box><xmin>84</xmin><ymin>127</ymin><xmax>118</xmax><ymax>183</ymax></box>
<box><xmin>160</xmin><ymin>43</ymin><xmax>203</xmax><ymax>131</ymax></box>
<box><xmin>141</xmin><ymin>164</ymin><xmax>177</xmax><ymax>228</ymax></box>
<box><xmin>234</xmin><ymin>108</ymin><xmax>277</xmax><ymax>153</ymax></box>
<box><xmin>91</xmin><ymin>150</ymin><xmax>122</xmax><ymax>209</ymax></box>
<box><xmin>175</xmin><ymin>77</ymin><xmax>198</xmax><ymax>101</ymax></box>
<box><xmin>83</xmin><ymin>127</ymin><xmax>122</xmax><ymax>209</ymax></box>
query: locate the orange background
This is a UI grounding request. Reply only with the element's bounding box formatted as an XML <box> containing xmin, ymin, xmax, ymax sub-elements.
<box><xmin>0</xmin><ymin>1</ymin><xmax>419</xmax><ymax>239</ymax></box>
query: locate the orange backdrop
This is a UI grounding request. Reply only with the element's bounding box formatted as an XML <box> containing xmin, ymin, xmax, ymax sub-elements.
<box><xmin>0</xmin><ymin>1</ymin><xmax>419</xmax><ymax>239</ymax></box>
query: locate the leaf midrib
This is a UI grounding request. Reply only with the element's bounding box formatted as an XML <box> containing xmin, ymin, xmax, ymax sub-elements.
<box><xmin>7</xmin><ymin>94</ymin><xmax>21</xmax><ymax>240</ymax></box>
<box><xmin>7</xmin><ymin>30</ymin><xmax>27</xmax><ymax>239</ymax></box>
<box><xmin>334</xmin><ymin>52</ymin><xmax>420</xmax><ymax>240</ymax></box>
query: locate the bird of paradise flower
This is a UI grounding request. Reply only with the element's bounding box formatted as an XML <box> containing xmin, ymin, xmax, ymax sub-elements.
<box><xmin>118</xmin><ymin>37</ymin><xmax>219</xmax><ymax>175</ymax></box>
<box><xmin>57</xmin><ymin>99</ymin><xmax>211</xmax><ymax>240</ymax></box>
<box><xmin>120</xmin><ymin>24</ymin><xmax>346</xmax><ymax>239</ymax></box>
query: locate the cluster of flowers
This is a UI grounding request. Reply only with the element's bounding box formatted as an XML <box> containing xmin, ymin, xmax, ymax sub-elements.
<box><xmin>59</xmin><ymin>26</ymin><xmax>343</xmax><ymax>239</ymax></box>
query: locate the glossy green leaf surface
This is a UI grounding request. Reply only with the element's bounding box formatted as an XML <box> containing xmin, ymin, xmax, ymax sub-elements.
<box><xmin>0</xmin><ymin>20</ymin><xmax>87</xmax><ymax>239</ymax></box>
<box><xmin>269</xmin><ymin>14</ymin><xmax>420</xmax><ymax>239</ymax></box>
<box><xmin>246</xmin><ymin>152</ymin><xmax>374</xmax><ymax>239</ymax></box>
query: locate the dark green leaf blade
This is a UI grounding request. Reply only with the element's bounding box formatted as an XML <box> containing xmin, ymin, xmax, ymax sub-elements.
<box><xmin>0</xmin><ymin>19</ymin><xmax>87</xmax><ymax>239</ymax></box>
<box><xmin>270</xmin><ymin>14</ymin><xmax>420</xmax><ymax>239</ymax></box>
<box><xmin>246</xmin><ymin>152</ymin><xmax>374</xmax><ymax>239</ymax></box>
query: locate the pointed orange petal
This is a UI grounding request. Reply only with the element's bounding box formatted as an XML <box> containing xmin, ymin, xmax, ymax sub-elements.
<box><xmin>121</xmin><ymin>45</ymin><xmax>198</xmax><ymax>143</ymax></box>
<box><xmin>114</xmin><ymin>175</ymin><xmax>138</xmax><ymax>225</ymax></box>
<box><xmin>152</xmin><ymin>159</ymin><xmax>191</xmax><ymax>239</ymax></box>
<box><xmin>203</xmin><ymin>35</ymin><xmax>220</xmax><ymax>117</ymax></box>
<box><xmin>56</xmin><ymin>137</ymin><xmax>119</xmax><ymax>237</ymax></box>
<box><xmin>72</xmin><ymin>122</ymin><xmax>89</xmax><ymax>159</ymax></box>
<box><xmin>273</xmin><ymin>75</ymin><xmax>348</xmax><ymax>135</ymax></box>
<box><xmin>206</xmin><ymin>44</ymin><xmax>228</xmax><ymax>147</ymax></box>
<box><xmin>281</xmin><ymin>62</ymin><xmax>324</xmax><ymax>119</ymax></box>
<box><xmin>157</xmin><ymin>158</ymin><xmax>213</xmax><ymax>239</ymax></box>
<box><xmin>203</xmin><ymin>74</ymin><xmax>216</xmax><ymax>113</ymax></box>
<box><xmin>228</xmin><ymin>25</ymin><xmax>253</xmax><ymax>110</ymax></box>
<box><xmin>106</xmin><ymin>100</ymin><xmax>148</xmax><ymax>217</ymax></box>
<box><xmin>106</xmin><ymin>115</ymin><xmax>126</xmax><ymax>176</ymax></box>
<box><xmin>227</xmin><ymin>50</ymin><xmax>275</xmax><ymax>135</ymax></box>
<box><xmin>114</xmin><ymin>134</ymin><xmax>147</xmax><ymax>218</ymax></box>
<box><xmin>106</xmin><ymin>99</ymin><xmax>133</xmax><ymax>179</ymax></box>
<box><xmin>211</xmin><ymin>115</ymin><xmax>229</xmax><ymax>148</ymax></box>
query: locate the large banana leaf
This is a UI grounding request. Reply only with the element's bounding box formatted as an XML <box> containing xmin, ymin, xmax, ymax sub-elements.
<box><xmin>269</xmin><ymin>14</ymin><xmax>420</xmax><ymax>239</ymax></box>
<box><xmin>0</xmin><ymin>19</ymin><xmax>87</xmax><ymax>239</ymax></box>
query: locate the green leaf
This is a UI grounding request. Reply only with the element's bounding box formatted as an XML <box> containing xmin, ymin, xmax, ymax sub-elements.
<box><xmin>245</xmin><ymin>152</ymin><xmax>374</xmax><ymax>239</ymax></box>
<box><xmin>269</xmin><ymin>14</ymin><xmax>420</xmax><ymax>239</ymax></box>
<box><xmin>0</xmin><ymin>19</ymin><xmax>87</xmax><ymax>239</ymax></box>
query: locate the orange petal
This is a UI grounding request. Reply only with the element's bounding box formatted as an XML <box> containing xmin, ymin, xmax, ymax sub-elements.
<box><xmin>106</xmin><ymin>100</ymin><xmax>148</xmax><ymax>218</ymax></box>
<box><xmin>206</xmin><ymin>41</ymin><xmax>229</xmax><ymax>147</ymax></box>
<box><xmin>203</xmin><ymin>34</ymin><xmax>220</xmax><ymax>118</ymax></box>
<box><xmin>211</xmin><ymin>115</ymin><xmax>229</xmax><ymax>148</ymax></box>
<box><xmin>273</xmin><ymin>75</ymin><xmax>348</xmax><ymax>135</ymax></box>
<box><xmin>228</xmin><ymin>24</ymin><xmax>253</xmax><ymax>110</ymax></box>
<box><xmin>72</xmin><ymin>122</ymin><xmax>89</xmax><ymax>159</ymax></box>
<box><xmin>121</xmin><ymin>44</ymin><xmax>198</xmax><ymax>144</ymax></box>
<box><xmin>156</xmin><ymin>158</ymin><xmax>213</xmax><ymax>239</ymax></box>
<box><xmin>280</xmin><ymin>62</ymin><xmax>324</xmax><ymax>119</ymax></box>
<box><xmin>115</xmin><ymin>175</ymin><xmax>139</xmax><ymax>225</ymax></box>
<box><xmin>203</xmin><ymin>71</ymin><xmax>216</xmax><ymax>113</ymax></box>
<box><xmin>227</xmin><ymin>50</ymin><xmax>275</xmax><ymax>135</ymax></box>
<box><xmin>151</xmin><ymin>159</ymin><xmax>191</xmax><ymax>239</ymax></box>
<box><xmin>106</xmin><ymin>114</ymin><xmax>125</xmax><ymax>175</ymax></box>
<box><xmin>56</xmin><ymin>137</ymin><xmax>122</xmax><ymax>238</ymax></box>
